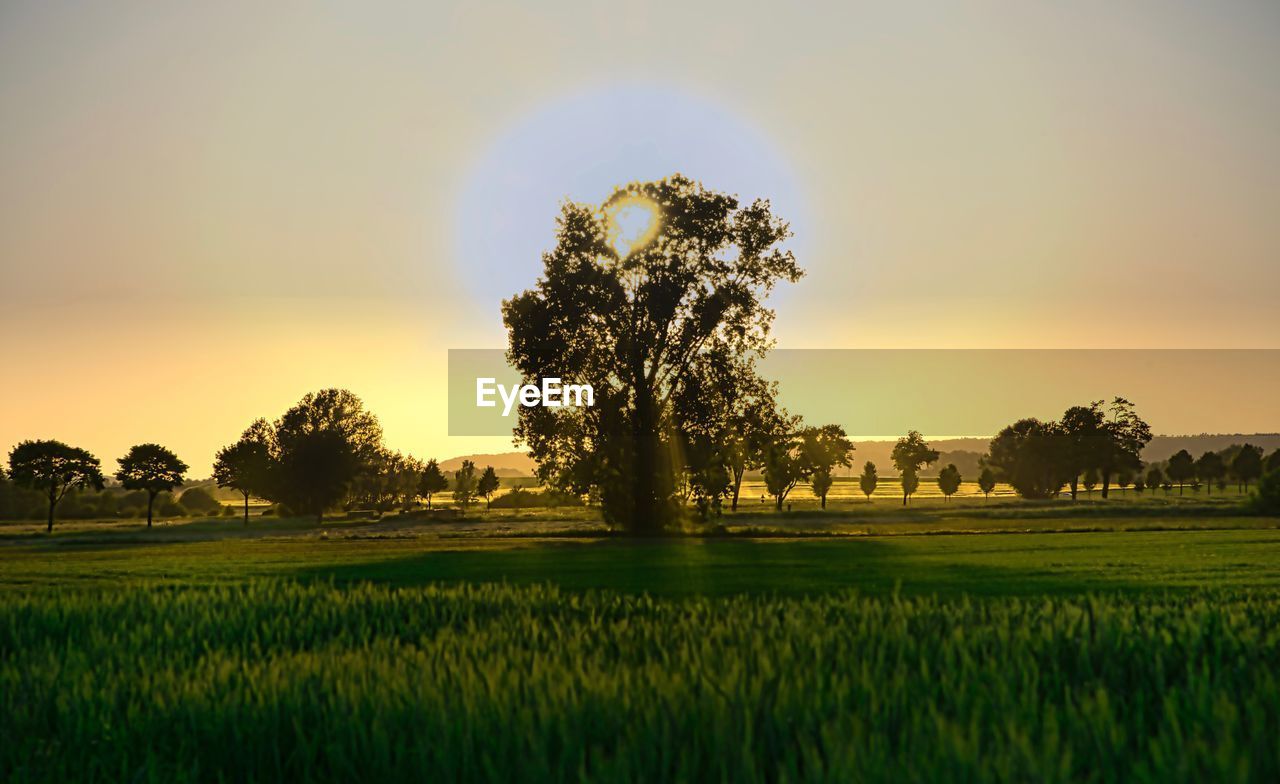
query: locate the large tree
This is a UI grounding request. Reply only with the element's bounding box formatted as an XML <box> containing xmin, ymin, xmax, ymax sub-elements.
<box><xmin>891</xmin><ymin>431</ymin><xmax>939</xmax><ymax>506</ymax></box>
<box><xmin>453</xmin><ymin>460</ymin><xmax>477</xmax><ymax>512</ymax></box>
<box><xmin>8</xmin><ymin>440</ymin><xmax>104</xmax><ymax>533</ymax></box>
<box><xmin>270</xmin><ymin>389</ymin><xmax>383</xmax><ymax>523</ymax></box>
<box><xmin>1059</xmin><ymin>403</ymin><xmax>1106</xmax><ymax>501</ymax></box>
<box><xmin>213</xmin><ymin>419</ymin><xmax>274</xmax><ymax>525</ymax></box>
<box><xmin>986</xmin><ymin>419</ymin><xmax>1066</xmax><ymax>500</ymax></box>
<box><xmin>503</xmin><ymin>175</ymin><xmax>801</xmax><ymax>533</ymax></box>
<box><xmin>115</xmin><ymin>444</ymin><xmax>188</xmax><ymax>528</ymax></box>
<box><xmin>800</xmin><ymin>424</ymin><xmax>854</xmax><ymax>509</ymax></box>
<box><xmin>1096</xmin><ymin>398</ymin><xmax>1151</xmax><ymax>498</ymax></box>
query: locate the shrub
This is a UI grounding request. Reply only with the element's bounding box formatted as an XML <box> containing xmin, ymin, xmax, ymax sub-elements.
<box><xmin>1254</xmin><ymin>469</ymin><xmax>1280</xmax><ymax>516</ymax></box>
<box><xmin>179</xmin><ymin>487</ymin><xmax>222</xmax><ymax>515</ymax></box>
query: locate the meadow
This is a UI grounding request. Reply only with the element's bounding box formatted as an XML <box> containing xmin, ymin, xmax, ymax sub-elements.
<box><xmin>3</xmin><ymin>502</ymin><xmax>1279</xmax><ymax>781</ymax></box>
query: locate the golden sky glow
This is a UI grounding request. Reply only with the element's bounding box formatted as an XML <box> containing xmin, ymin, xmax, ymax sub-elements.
<box><xmin>1</xmin><ymin>2</ymin><xmax>1278</xmax><ymax>473</ymax></box>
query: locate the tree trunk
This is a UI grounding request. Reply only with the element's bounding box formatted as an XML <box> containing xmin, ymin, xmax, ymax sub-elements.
<box><xmin>146</xmin><ymin>491</ymin><xmax>155</xmax><ymax>528</ymax></box>
<box><xmin>426</xmin><ymin>493</ymin><xmax>432</xmax><ymax>510</ymax></box>
<box><xmin>630</xmin><ymin>373</ymin><xmax>663</xmax><ymax>534</ymax></box>
<box><xmin>821</xmin><ymin>494</ymin><xmax>826</xmax><ymax>509</ymax></box>
<box><xmin>1069</xmin><ymin>477</ymin><xmax>1078</xmax><ymax>501</ymax></box>
<box><xmin>730</xmin><ymin>468</ymin><xmax>743</xmax><ymax>512</ymax></box>
<box><xmin>1100</xmin><ymin>470</ymin><xmax>1111</xmax><ymax>499</ymax></box>
<box><xmin>243</xmin><ymin>491</ymin><xmax>250</xmax><ymax>526</ymax></box>
<box><xmin>46</xmin><ymin>486</ymin><xmax>56</xmax><ymax>534</ymax></box>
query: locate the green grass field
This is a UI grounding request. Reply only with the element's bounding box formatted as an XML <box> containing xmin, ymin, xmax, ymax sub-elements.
<box><xmin>3</xmin><ymin>510</ymin><xmax>1279</xmax><ymax>781</ymax></box>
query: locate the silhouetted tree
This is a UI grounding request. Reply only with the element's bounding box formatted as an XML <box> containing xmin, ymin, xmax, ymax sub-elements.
<box><xmin>1115</xmin><ymin>466</ymin><xmax>1134</xmax><ymax>495</ymax></box>
<box><xmin>116</xmin><ymin>444</ymin><xmax>188</xmax><ymax>528</ymax></box>
<box><xmin>1146</xmin><ymin>466</ymin><xmax>1165</xmax><ymax>495</ymax></box>
<box><xmin>503</xmin><ymin>175</ymin><xmax>801</xmax><ymax>533</ymax></box>
<box><xmin>891</xmin><ymin>431</ymin><xmax>939</xmax><ymax>506</ymax></box>
<box><xmin>1082</xmin><ymin>466</ymin><xmax>1099</xmax><ymax>498</ymax></box>
<box><xmin>1097</xmin><ymin>398</ymin><xmax>1151</xmax><ymax>498</ymax></box>
<box><xmin>937</xmin><ymin>464</ymin><xmax>961</xmax><ymax>502</ymax></box>
<box><xmin>1195</xmin><ymin>451</ymin><xmax>1226</xmax><ymax>496</ymax></box>
<box><xmin>1133</xmin><ymin>474</ymin><xmax>1146</xmax><ymax>494</ymax></box>
<box><xmin>1231</xmin><ymin>444</ymin><xmax>1264</xmax><ymax>492</ymax></box>
<box><xmin>977</xmin><ymin>466</ymin><xmax>996</xmax><ymax>500</ymax></box>
<box><xmin>1059</xmin><ymin>403</ymin><xmax>1106</xmax><ymax>500</ymax></box>
<box><xmin>762</xmin><ymin>432</ymin><xmax>804</xmax><ymax>511</ymax></box>
<box><xmin>1255</xmin><ymin>467</ymin><xmax>1280</xmax><ymax>516</ymax></box>
<box><xmin>477</xmin><ymin>466</ymin><xmax>500</xmax><ymax>511</ymax></box>
<box><xmin>900</xmin><ymin>470</ymin><xmax>920</xmax><ymax>503</ymax></box>
<box><xmin>271</xmin><ymin>389</ymin><xmax>384</xmax><ymax>523</ymax></box>
<box><xmin>859</xmin><ymin>461</ymin><xmax>878</xmax><ymax>501</ymax></box>
<box><xmin>213</xmin><ymin>418</ymin><xmax>274</xmax><ymax>525</ymax></box>
<box><xmin>453</xmin><ymin>460</ymin><xmax>477</xmax><ymax>512</ymax></box>
<box><xmin>418</xmin><ymin>459</ymin><xmax>448</xmax><ymax>509</ymax></box>
<box><xmin>1166</xmin><ymin>449</ymin><xmax>1195</xmax><ymax>494</ymax></box>
<box><xmin>1266</xmin><ymin>449</ymin><xmax>1280</xmax><ymax>476</ymax></box>
<box><xmin>986</xmin><ymin>419</ymin><xmax>1066</xmax><ymax>500</ymax></box>
<box><xmin>8</xmin><ymin>440</ymin><xmax>104</xmax><ymax>533</ymax></box>
<box><xmin>800</xmin><ymin>424</ymin><xmax>854</xmax><ymax>509</ymax></box>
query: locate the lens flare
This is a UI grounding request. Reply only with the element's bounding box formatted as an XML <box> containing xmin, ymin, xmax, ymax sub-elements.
<box><xmin>605</xmin><ymin>195</ymin><xmax>660</xmax><ymax>257</ymax></box>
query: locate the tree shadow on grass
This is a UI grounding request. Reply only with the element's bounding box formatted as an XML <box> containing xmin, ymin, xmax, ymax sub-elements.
<box><xmin>291</xmin><ymin>538</ymin><xmax>1155</xmax><ymax>598</ymax></box>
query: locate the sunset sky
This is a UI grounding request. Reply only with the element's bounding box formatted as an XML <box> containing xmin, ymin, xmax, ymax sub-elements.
<box><xmin>2</xmin><ymin>1</ymin><xmax>1278</xmax><ymax>474</ymax></box>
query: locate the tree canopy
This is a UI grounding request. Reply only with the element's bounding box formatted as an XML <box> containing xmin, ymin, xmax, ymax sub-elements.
<box><xmin>503</xmin><ymin>175</ymin><xmax>801</xmax><ymax>533</ymax></box>
<box><xmin>7</xmin><ymin>440</ymin><xmax>104</xmax><ymax>532</ymax></box>
<box><xmin>115</xmin><ymin>443</ymin><xmax>188</xmax><ymax>528</ymax></box>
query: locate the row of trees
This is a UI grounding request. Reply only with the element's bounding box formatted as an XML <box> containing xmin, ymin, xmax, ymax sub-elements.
<box><xmin>1158</xmin><ymin>444</ymin><xmax>1275</xmax><ymax>495</ymax></box>
<box><xmin>4</xmin><ymin>441</ymin><xmax>189</xmax><ymax>532</ymax></box>
<box><xmin>3</xmin><ymin>390</ymin><xmax>508</xmax><ymax>532</ymax></box>
<box><xmin>211</xmin><ymin>390</ymin><xmax>503</xmax><ymax>524</ymax></box>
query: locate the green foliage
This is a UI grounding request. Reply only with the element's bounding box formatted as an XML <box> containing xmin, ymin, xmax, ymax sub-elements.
<box><xmin>487</xmin><ymin>487</ymin><xmax>583</xmax><ymax>510</ymax></box>
<box><xmin>891</xmin><ymin>431</ymin><xmax>938</xmax><ymax>505</ymax></box>
<box><xmin>116</xmin><ymin>443</ymin><xmax>188</xmax><ymax>528</ymax></box>
<box><xmin>417</xmin><ymin>459</ymin><xmax>449</xmax><ymax>509</ymax></box>
<box><xmin>477</xmin><ymin>466</ymin><xmax>500</xmax><ymax>510</ymax></box>
<box><xmin>858</xmin><ymin>461</ymin><xmax>878</xmax><ymax>500</ymax></box>
<box><xmin>1255</xmin><ymin>469</ymin><xmax>1280</xmax><ymax>516</ymax></box>
<box><xmin>213</xmin><ymin>419</ymin><xmax>273</xmax><ymax>524</ymax></box>
<box><xmin>178</xmin><ymin>487</ymin><xmax>222</xmax><ymax>515</ymax></box>
<box><xmin>503</xmin><ymin>175</ymin><xmax>802</xmax><ymax>533</ymax></box>
<box><xmin>7</xmin><ymin>440</ymin><xmax>105</xmax><ymax>532</ymax></box>
<box><xmin>936</xmin><ymin>463</ymin><xmax>961</xmax><ymax>501</ymax></box>
<box><xmin>2</xmin><ymin>581</ymin><xmax>1278</xmax><ymax>781</ymax></box>
<box><xmin>1232</xmin><ymin>444</ymin><xmax>1264</xmax><ymax>491</ymax></box>
<box><xmin>1166</xmin><ymin>449</ymin><xmax>1196</xmax><ymax>494</ymax></box>
<box><xmin>452</xmin><ymin>460</ymin><xmax>477</xmax><ymax>512</ymax></box>
<box><xmin>977</xmin><ymin>467</ymin><xmax>996</xmax><ymax>499</ymax></box>
<box><xmin>270</xmin><ymin>389</ymin><xmax>384</xmax><ymax>522</ymax></box>
<box><xmin>986</xmin><ymin>419</ymin><xmax>1065</xmax><ymax>500</ymax></box>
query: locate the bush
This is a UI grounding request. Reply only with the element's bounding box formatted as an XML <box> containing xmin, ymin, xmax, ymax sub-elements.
<box><xmin>488</xmin><ymin>487</ymin><xmax>584</xmax><ymax>509</ymax></box>
<box><xmin>179</xmin><ymin>487</ymin><xmax>222</xmax><ymax>515</ymax></box>
<box><xmin>1254</xmin><ymin>469</ymin><xmax>1280</xmax><ymax>516</ymax></box>
<box><xmin>155</xmin><ymin>493</ymin><xmax>186</xmax><ymax>519</ymax></box>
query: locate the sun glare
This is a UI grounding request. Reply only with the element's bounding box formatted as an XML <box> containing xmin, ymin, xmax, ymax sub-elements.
<box><xmin>605</xmin><ymin>195</ymin><xmax>660</xmax><ymax>257</ymax></box>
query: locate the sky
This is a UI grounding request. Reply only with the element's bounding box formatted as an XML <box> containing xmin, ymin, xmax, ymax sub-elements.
<box><xmin>1</xmin><ymin>1</ymin><xmax>1278</xmax><ymax>474</ymax></box>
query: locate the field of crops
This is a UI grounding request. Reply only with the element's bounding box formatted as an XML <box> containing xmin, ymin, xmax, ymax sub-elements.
<box><xmin>2</xmin><ymin>579</ymin><xmax>1278</xmax><ymax>782</ymax></box>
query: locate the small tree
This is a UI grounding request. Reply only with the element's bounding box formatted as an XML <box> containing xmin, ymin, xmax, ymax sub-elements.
<box><xmin>1082</xmin><ymin>466</ymin><xmax>1099</xmax><ymax>498</ymax></box>
<box><xmin>977</xmin><ymin>467</ymin><xmax>996</xmax><ymax>501</ymax></box>
<box><xmin>213</xmin><ymin>419</ymin><xmax>274</xmax><ymax>526</ymax></box>
<box><xmin>937</xmin><ymin>464</ymin><xmax>961</xmax><ymax>502</ymax></box>
<box><xmin>1133</xmin><ymin>474</ymin><xmax>1146</xmax><ymax>494</ymax></box>
<box><xmin>859</xmin><ymin>461</ymin><xmax>878</xmax><ymax>501</ymax></box>
<box><xmin>1115</xmin><ymin>467</ymin><xmax>1134</xmax><ymax>495</ymax></box>
<box><xmin>799</xmin><ymin>424</ymin><xmax>853</xmax><ymax>509</ymax></box>
<box><xmin>1195</xmin><ymin>451</ymin><xmax>1226</xmax><ymax>496</ymax></box>
<box><xmin>1166</xmin><ymin>449</ymin><xmax>1195</xmax><ymax>495</ymax></box>
<box><xmin>1231</xmin><ymin>444</ymin><xmax>1264</xmax><ymax>492</ymax></box>
<box><xmin>418</xmin><ymin>459</ymin><xmax>449</xmax><ymax>509</ymax></box>
<box><xmin>1265</xmin><ymin>449</ymin><xmax>1280</xmax><ymax>476</ymax></box>
<box><xmin>1146</xmin><ymin>466</ymin><xmax>1165</xmax><ymax>495</ymax></box>
<box><xmin>477</xmin><ymin>466</ymin><xmax>500</xmax><ymax>511</ymax></box>
<box><xmin>891</xmin><ymin>431</ymin><xmax>939</xmax><ymax>506</ymax></box>
<box><xmin>761</xmin><ymin>433</ymin><xmax>804</xmax><ymax>511</ymax></box>
<box><xmin>453</xmin><ymin>460</ymin><xmax>478</xmax><ymax>512</ymax></box>
<box><xmin>8</xmin><ymin>440</ymin><xmax>105</xmax><ymax>533</ymax></box>
<box><xmin>900</xmin><ymin>469</ymin><xmax>920</xmax><ymax>504</ymax></box>
<box><xmin>116</xmin><ymin>444</ymin><xmax>188</xmax><ymax>528</ymax></box>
